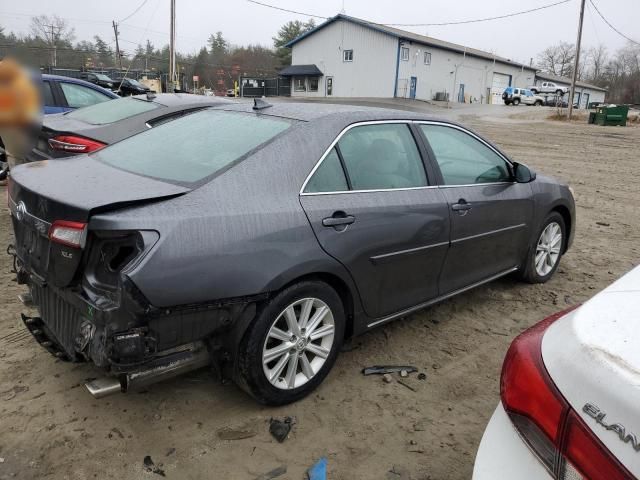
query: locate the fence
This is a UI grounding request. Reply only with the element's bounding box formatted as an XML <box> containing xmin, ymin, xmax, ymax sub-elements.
<box><xmin>240</xmin><ymin>76</ymin><xmax>290</xmax><ymax>97</ymax></box>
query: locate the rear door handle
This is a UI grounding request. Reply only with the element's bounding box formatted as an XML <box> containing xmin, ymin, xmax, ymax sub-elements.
<box><xmin>452</xmin><ymin>199</ymin><xmax>472</xmax><ymax>213</ymax></box>
<box><xmin>322</xmin><ymin>213</ymin><xmax>355</xmax><ymax>227</ymax></box>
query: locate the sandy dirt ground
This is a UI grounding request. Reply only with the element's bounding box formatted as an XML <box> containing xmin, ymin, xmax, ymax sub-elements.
<box><xmin>0</xmin><ymin>106</ymin><xmax>639</xmax><ymax>480</ymax></box>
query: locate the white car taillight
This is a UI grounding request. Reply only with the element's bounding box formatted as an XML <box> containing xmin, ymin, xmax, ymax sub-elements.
<box><xmin>49</xmin><ymin>220</ymin><xmax>87</xmax><ymax>249</ymax></box>
<box><xmin>501</xmin><ymin>306</ymin><xmax>634</xmax><ymax>480</ymax></box>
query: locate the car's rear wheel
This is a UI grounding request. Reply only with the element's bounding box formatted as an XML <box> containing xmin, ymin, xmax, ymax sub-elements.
<box><xmin>520</xmin><ymin>212</ymin><xmax>566</xmax><ymax>283</ymax></box>
<box><xmin>535</xmin><ymin>100</ymin><xmax>543</xmax><ymax>106</ymax></box>
<box><xmin>236</xmin><ymin>280</ymin><xmax>345</xmax><ymax>405</ymax></box>
<box><xmin>512</xmin><ymin>98</ymin><xmax>520</xmax><ymax>106</ymax></box>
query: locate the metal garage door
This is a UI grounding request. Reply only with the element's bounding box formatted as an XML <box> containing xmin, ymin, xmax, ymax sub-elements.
<box><xmin>491</xmin><ymin>73</ymin><xmax>511</xmax><ymax>104</ymax></box>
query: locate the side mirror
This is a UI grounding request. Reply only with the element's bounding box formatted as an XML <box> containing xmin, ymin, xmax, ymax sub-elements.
<box><xmin>513</xmin><ymin>162</ymin><xmax>536</xmax><ymax>183</ymax></box>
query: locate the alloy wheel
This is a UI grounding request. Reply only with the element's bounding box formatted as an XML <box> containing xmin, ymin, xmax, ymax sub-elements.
<box><xmin>262</xmin><ymin>298</ymin><xmax>336</xmax><ymax>390</ymax></box>
<box><xmin>535</xmin><ymin>222</ymin><xmax>562</xmax><ymax>277</ymax></box>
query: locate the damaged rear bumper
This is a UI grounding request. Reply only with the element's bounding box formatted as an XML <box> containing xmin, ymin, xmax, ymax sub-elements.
<box><xmin>19</xmin><ymin>273</ymin><xmax>261</xmax><ymax>396</ymax></box>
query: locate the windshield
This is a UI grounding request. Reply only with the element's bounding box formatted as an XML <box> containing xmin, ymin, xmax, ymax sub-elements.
<box><xmin>93</xmin><ymin>110</ymin><xmax>293</xmax><ymax>183</ymax></box>
<box><xmin>127</xmin><ymin>79</ymin><xmax>144</xmax><ymax>88</ymax></box>
<box><xmin>65</xmin><ymin>97</ymin><xmax>161</xmax><ymax>125</ymax></box>
<box><xmin>95</xmin><ymin>74</ymin><xmax>112</xmax><ymax>81</ymax></box>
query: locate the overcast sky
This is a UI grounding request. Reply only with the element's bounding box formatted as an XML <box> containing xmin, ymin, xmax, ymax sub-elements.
<box><xmin>1</xmin><ymin>0</ymin><xmax>637</xmax><ymax>65</ymax></box>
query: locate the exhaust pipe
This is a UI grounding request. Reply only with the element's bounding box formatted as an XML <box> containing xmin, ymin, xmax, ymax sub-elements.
<box><xmin>85</xmin><ymin>343</ymin><xmax>211</xmax><ymax>399</ymax></box>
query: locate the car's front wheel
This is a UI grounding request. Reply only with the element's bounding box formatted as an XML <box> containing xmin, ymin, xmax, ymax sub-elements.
<box><xmin>236</xmin><ymin>280</ymin><xmax>345</xmax><ymax>405</ymax></box>
<box><xmin>520</xmin><ymin>212</ymin><xmax>566</xmax><ymax>283</ymax></box>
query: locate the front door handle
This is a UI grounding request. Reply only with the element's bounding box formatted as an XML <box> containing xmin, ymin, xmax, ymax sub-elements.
<box><xmin>322</xmin><ymin>212</ymin><xmax>355</xmax><ymax>227</ymax></box>
<box><xmin>452</xmin><ymin>199</ymin><xmax>472</xmax><ymax>213</ymax></box>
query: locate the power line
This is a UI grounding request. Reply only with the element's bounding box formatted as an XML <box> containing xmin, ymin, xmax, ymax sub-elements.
<box><xmin>118</xmin><ymin>0</ymin><xmax>149</xmax><ymax>24</ymax></box>
<box><xmin>588</xmin><ymin>0</ymin><xmax>639</xmax><ymax>46</ymax></box>
<box><xmin>246</xmin><ymin>0</ymin><xmax>327</xmax><ymax>19</ymax></box>
<box><xmin>386</xmin><ymin>0</ymin><xmax>572</xmax><ymax>26</ymax></box>
<box><xmin>246</xmin><ymin>0</ymin><xmax>571</xmax><ymax>26</ymax></box>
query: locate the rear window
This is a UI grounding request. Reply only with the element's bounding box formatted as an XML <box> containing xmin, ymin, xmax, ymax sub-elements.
<box><xmin>93</xmin><ymin>110</ymin><xmax>292</xmax><ymax>183</ymax></box>
<box><xmin>65</xmin><ymin>97</ymin><xmax>160</xmax><ymax>125</ymax></box>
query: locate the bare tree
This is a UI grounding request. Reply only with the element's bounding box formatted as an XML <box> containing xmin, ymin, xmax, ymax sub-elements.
<box><xmin>537</xmin><ymin>42</ymin><xmax>575</xmax><ymax>77</ymax></box>
<box><xmin>30</xmin><ymin>15</ymin><xmax>75</xmax><ymax>66</ymax></box>
<box><xmin>586</xmin><ymin>44</ymin><xmax>608</xmax><ymax>82</ymax></box>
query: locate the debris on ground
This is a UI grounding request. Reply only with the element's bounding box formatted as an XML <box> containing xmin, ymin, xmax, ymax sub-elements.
<box><xmin>165</xmin><ymin>448</ymin><xmax>175</xmax><ymax>457</ymax></box>
<box><xmin>254</xmin><ymin>465</ymin><xmax>287</xmax><ymax>480</ymax></box>
<box><xmin>143</xmin><ymin>455</ymin><xmax>166</xmax><ymax>477</ymax></box>
<box><xmin>307</xmin><ymin>457</ymin><xmax>327</xmax><ymax>480</ymax></box>
<box><xmin>382</xmin><ymin>374</ymin><xmax>393</xmax><ymax>384</ymax></box>
<box><xmin>362</xmin><ymin>365</ymin><xmax>417</xmax><ymax>376</ymax></box>
<box><xmin>269</xmin><ymin>417</ymin><xmax>295</xmax><ymax>443</ymax></box>
<box><xmin>417</xmin><ymin>373</ymin><xmax>427</xmax><ymax>381</ymax></box>
<box><xmin>217</xmin><ymin>425</ymin><xmax>257</xmax><ymax>441</ymax></box>
<box><xmin>400</xmin><ymin>369</ymin><xmax>408</xmax><ymax>378</ymax></box>
<box><xmin>396</xmin><ymin>379</ymin><xmax>417</xmax><ymax>392</ymax></box>
<box><xmin>596</xmin><ymin>221</ymin><xmax>610</xmax><ymax>227</ymax></box>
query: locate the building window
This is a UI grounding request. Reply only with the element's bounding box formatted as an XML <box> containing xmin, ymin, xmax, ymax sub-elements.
<box><xmin>401</xmin><ymin>47</ymin><xmax>409</xmax><ymax>61</ymax></box>
<box><xmin>294</xmin><ymin>77</ymin><xmax>306</xmax><ymax>92</ymax></box>
<box><xmin>424</xmin><ymin>51</ymin><xmax>431</xmax><ymax>65</ymax></box>
<box><xmin>308</xmin><ymin>77</ymin><xmax>319</xmax><ymax>92</ymax></box>
<box><xmin>343</xmin><ymin>49</ymin><xmax>353</xmax><ymax>62</ymax></box>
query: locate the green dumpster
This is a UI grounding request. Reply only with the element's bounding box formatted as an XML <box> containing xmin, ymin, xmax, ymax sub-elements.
<box><xmin>594</xmin><ymin>105</ymin><xmax>629</xmax><ymax>126</ymax></box>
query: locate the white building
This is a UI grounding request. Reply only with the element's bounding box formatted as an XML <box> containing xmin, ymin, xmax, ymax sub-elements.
<box><xmin>282</xmin><ymin>14</ymin><xmax>537</xmax><ymax>104</ymax></box>
<box><xmin>533</xmin><ymin>72</ymin><xmax>607</xmax><ymax>108</ymax></box>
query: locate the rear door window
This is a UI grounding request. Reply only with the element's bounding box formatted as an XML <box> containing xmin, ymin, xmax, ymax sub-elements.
<box><xmin>59</xmin><ymin>82</ymin><xmax>113</xmax><ymax>108</ymax></box>
<box><xmin>93</xmin><ymin>110</ymin><xmax>292</xmax><ymax>183</ymax></box>
<box><xmin>304</xmin><ymin>148</ymin><xmax>348</xmax><ymax>193</ymax></box>
<box><xmin>337</xmin><ymin>123</ymin><xmax>427</xmax><ymax>190</ymax></box>
<box><xmin>66</xmin><ymin>97</ymin><xmax>161</xmax><ymax>124</ymax></box>
<box><xmin>41</xmin><ymin>80</ymin><xmax>55</xmax><ymax>106</ymax></box>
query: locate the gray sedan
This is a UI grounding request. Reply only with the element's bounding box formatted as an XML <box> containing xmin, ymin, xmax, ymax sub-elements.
<box><xmin>8</xmin><ymin>102</ymin><xmax>575</xmax><ymax>405</ymax></box>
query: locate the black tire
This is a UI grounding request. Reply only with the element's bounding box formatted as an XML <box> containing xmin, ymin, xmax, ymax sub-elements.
<box><xmin>504</xmin><ymin>101</ymin><xmax>511</xmax><ymax>106</ymax></box>
<box><xmin>512</xmin><ymin>98</ymin><xmax>521</xmax><ymax>106</ymax></box>
<box><xmin>235</xmin><ymin>280</ymin><xmax>345</xmax><ymax>405</ymax></box>
<box><xmin>520</xmin><ymin>212</ymin><xmax>566</xmax><ymax>284</ymax></box>
<box><xmin>0</xmin><ymin>165</ymin><xmax>7</xmax><ymax>182</ymax></box>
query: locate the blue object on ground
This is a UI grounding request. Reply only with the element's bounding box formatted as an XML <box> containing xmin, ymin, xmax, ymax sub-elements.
<box><xmin>307</xmin><ymin>457</ymin><xmax>327</xmax><ymax>480</ymax></box>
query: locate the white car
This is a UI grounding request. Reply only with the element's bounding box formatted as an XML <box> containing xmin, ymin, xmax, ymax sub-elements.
<box><xmin>473</xmin><ymin>266</ymin><xmax>640</xmax><ymax>480</ymax></box>
<box><xmin>530</xmin><ymin>81</ymin><xmax>569</xmax><ymax>96</ymax></box>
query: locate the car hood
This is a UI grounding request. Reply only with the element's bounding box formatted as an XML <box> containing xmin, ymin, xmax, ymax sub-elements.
<box><xmin>542</xmin><ymin>266</ymin><xmax>640</xmax><ymax>476</ymax></box>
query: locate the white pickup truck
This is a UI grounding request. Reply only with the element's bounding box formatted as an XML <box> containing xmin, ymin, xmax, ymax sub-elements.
<box><xmin>529</xmin><ymin>81</ymin><xmax>569</xmax><ymax>95</ymax></box>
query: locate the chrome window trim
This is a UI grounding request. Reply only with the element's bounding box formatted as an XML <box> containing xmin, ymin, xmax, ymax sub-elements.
<box><xmin>299</xmin><ymin>120</ymin><xmax>515</xmax><ymax>196</ymax></box>
<box><xmin>300</xmin><ymin>120</ymin><xmax>426</xmax><ymax>196</ymax></box>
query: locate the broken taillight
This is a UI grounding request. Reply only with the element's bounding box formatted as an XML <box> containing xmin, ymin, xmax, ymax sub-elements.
<box><xmin>49</xmin><ymin>220</ymin><xmax>87</xmax><ymax>249</ymax></box>
<box><xmin>501</xmin><ymin>306</ymin><xmax>634</xmax><ymax>480</ymax></box>
<box><xmin>48</xmin><ymin>135</ymin><xmax>106</xmax><ymax>153</ymax></box>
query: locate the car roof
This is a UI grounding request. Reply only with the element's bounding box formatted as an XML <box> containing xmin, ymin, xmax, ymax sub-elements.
<box><xmin>130</xmin><ymin>93</ymin><xmax>233</xmax><ymax>107</ymax></box>
<box><xmin>41</xmin><ymin>74</ymin><xmax>119</xmax><ymax>98</ymax></box>
<box><xmin>210</xmin><ymin>101</ymin><xmax>443</xmax><ymax>123</ymax></box>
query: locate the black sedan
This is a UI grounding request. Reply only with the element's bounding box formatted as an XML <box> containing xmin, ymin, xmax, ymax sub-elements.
<box><xmin>27</xmin><ymin>93</ymin><xmax>231</xmax><ymax>161</ymax></box>
<box><xmin>9</xmin><ymin>102</ymin><xmax>575</xmax><ymax>405</ymax></box>
<box><xmin>117</xmin><ymin>78</ymin><xmax>152</xmax><ymax>96</ymax></box>
<box><xmin>79</xmin><ymin>72</ymin><xmax>117</xmax><ymax>90</ymax></box>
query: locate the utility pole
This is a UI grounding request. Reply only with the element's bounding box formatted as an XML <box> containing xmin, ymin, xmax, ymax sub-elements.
<box><xmin>568</xmin><ymin>0</ymin><xmax>586</xmax><ymax>121</ymax></box>
<box><xmin>43</xmin><ymin>24</ymin><xmax>57</xmax><ymax>67</ymax></box>
<box><xmin>168</xmin><ymin>0</ymin><xmax>176</xmax><ymax>92</ymax></box>
<box><xmin>112</xmin><ymin>21</ymin><xmax>122</xmax><ymax>69</ymax></box>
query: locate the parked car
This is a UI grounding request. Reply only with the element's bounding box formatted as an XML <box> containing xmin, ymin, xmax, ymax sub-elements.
<box><xmin>544</xmin><ymin>95</ymin><xmax>569</xmax><ymax>108</ymax></box>
<box><xmin>79</xmin><ymin>72</ymin><xmax>117</xmax><ymax>90</ymax></box>
<box><xmin>473</xmin><ymin>265</ymin><xmax>640</xmax><ymax>479</ymax></box>
<box><xmin>529</xmin><ymin>81</ymin><xmax>569</xmax><ymax>96</ymax></box>
<box><xmin>226</xmin><ymin>88</ymin><xmax>236</xmax><ymax>97</ymax></box>
<box><xmin>502</xmin><ymin>87</ymin><xmax>544</xmax><ymax>106</ymax></box>
<box><xmin>26</xmin><ymin>93</ymin><xmax>232</xmax><ymax>161</ymax></box>
<box><xmin>41</xmin><ymin>74</ymin><xmax>119</xmax><ymax>114</ymax></box>
<box><xmin>8</xmin><ymin>103</ymin><xmax>575</xmax><ymax>405</ymax></box>
<box><xmin>0</xmin><ymin>74</ymin><xmax>118</xmax><ymax>177</ymax></box>
<box><xmin>117</xmin><ymin>78</ymin><xmax>152</xmax><ymax>96</ymax></box>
